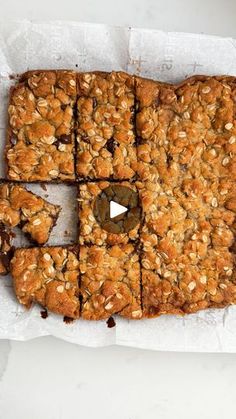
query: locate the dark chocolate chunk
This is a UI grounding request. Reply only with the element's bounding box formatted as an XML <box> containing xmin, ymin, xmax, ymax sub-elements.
<box><xmin>0</xmin><ymin>223</ymin><xmax>14</xmax><ymax>275</ymax></box>
<box><xmin>40</xmin><ymin>309</ymin><xmax>48</xmax><ymax>319</ymax></box>
<box><xmin>106</xmin><ymin>316</ymin><xmax>116</xmax><ymax>328</ymax></box>
<box><xmin>106</xmin><ymin>138</ymin><xmax>117</xmax><ymax>155</ymax></box>
<box><xmin>92</xmin><ymin>97</ymin><xmax>98</xmax><ymax>108</ymax></box>
<box><xmin>63</xmin><ymin>316</ymin><xmax>74</xmax><ymax>324</ymax></box>
<box><xmin>58</xmin><ymin>134</ymin><xmax>71</xmax><ymax>144</ymax></box>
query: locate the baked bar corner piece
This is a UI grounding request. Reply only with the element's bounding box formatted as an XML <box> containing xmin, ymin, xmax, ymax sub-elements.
<box><xmin>76</xmin><ymin>71</ymin><xmax>137</xmax><ymax>180</ymax></box>
<box><xmin>0</xmin><ymin>223</ymin><xmax>14</xmax><ymax>275</ymax></box>
<box><xmin>80</xmin><ymin>244</ymin><xmax>142</xmax><ymax>320</ymax></box>
<box><xmin>0</xmin><ymin>183</ymin><xmax>61</xmax><ymax>245</ymax></box>
<box><xmin>11</xmin><ymin>246</ymin><xmax>80</xmax><ymax>319</ymax></box>
<box><xmin>6</xmin><ymin>70</ymin><xmax>77</xmax><ymax>182</ymax></box>
<box><xmin>135</xmin><ymin>74</ymin><xmax>236</xmax><ymax>182</ymax></box>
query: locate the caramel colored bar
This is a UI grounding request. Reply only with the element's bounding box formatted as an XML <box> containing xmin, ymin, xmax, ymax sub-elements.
<box><xmin>6</xmin><ymin>70</ymin><xmax>76</xmax><ymax>181</ymax></box>
<box><xmin>136</xmin><ymin>76</ymin><xmax>236</xmax><ymax>316</ymax></box>
<box><xmin>11</xmin><ymin>247</ymin><xmax>80</xmax><ymax>318</ymax></box>
<box><xmin>76</xmin><ymin>72</ymin><xmax>137</xmax><ymax>180</ymax></box>
<box><xmin>80</xmin><ymin>244</ymin><xmax>142</xmax><ymax>320</ymax></box>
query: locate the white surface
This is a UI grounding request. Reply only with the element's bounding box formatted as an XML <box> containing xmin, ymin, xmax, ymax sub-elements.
<box><xmin>1</xmin><ymin>338</ymin><xmax>236</xmax><ymax>419</ymax></box>
<box><xmin>110</xmin><ymin>201</ymin><xmax>127</xmax><ymax>218</ymax></box>
<box><xmin>0</xmin><ymin>1</ymin><xmax>236</xmax><ymax>418</ymax></box>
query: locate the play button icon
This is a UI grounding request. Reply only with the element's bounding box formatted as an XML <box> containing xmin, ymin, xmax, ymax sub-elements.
<box><xmin>110</xmin><ymin>201</ymin><xmax>128</xmax><ymax>218</ymax></box>
<box><xmin>93</xmin><ymin>185</ymin><xmax>141</xmax><ymax>234</ymax></box>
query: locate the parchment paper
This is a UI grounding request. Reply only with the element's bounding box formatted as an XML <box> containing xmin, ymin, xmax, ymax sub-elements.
<box><xmin>1</xmin><ymin>20</ymin><xmax>236</xmax><ymax>351</ymax></box>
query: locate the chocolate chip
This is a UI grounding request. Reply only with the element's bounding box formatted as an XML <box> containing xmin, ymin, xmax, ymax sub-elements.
<box><xmin>80</xmin><ymin>135</ymin><xmax>90</xmax><ymax>143</ymax></box>
<box><xmin>40</xmin><ymin>309</ymin><xmax>48</xmax><ymax>319</ymax></box>
<box><xmin>130</xmin><ymin>113</ymin><xmax>135</xmax><ymax>125</ymax></box>
<box><xmin>106</xmin><ymin>138</ymin><xmax>117</xmax><ymax>155</ymax></box>
<box><xmin>40</xmin><ymin>183</ymin><xmax>47</xmax><ymax>191</ymax></box>
<box><xmin>167</xmin><ymin>155</ymin><xmax>173</xmax><ymax>165</ymax></box>
<box><xmin>106</xmin><ymin>316</ymin><xmax>116</xmax><ymax>328</ymax></box>
<box><xmin>58</xmin><ymin>134</ymin><xmax>71</xmax><ymax>144</ymax></box>
<box><xmin>0</xmin><ymin>253</ymin><xmax>11</xmax><ymax>271</ymax></box>
<box><xmin>92</xmin><ymin>98</ymin><xmax>98</xmax><ymax>108</ymax></box>
<box><xmin>136</xmin><ymin>137</ymin><xmax>144</xmax><ymax>145</ymax></box>
<box><xmin>54</xmin><ymin>134</ymin><xmax>72</xmax><ymax>149</ymax></box>
<box><xmin>63</xmin><ymin>316</ymin><xmax>74</xmax><ymax>324</ymax></box>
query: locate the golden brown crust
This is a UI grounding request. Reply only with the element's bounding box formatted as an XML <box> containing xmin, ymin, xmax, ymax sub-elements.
<box><xmin>7</xmin><ymin>71</ymin><xmax>236</xmax><ymax>320</ymax></box>
<box><xmin>6</xmin><ymin>70</ymin><xmax>76</xmax><ymax>182</ymax></box>
<box><xmin>11</xmin><ymin>247</ymin><xmax>80</xmax><ymax>318</ymax></box>
<box><xmin>76</xmin><ymin>71</ymin><xmax>137</xmax><ymax>179</ymax></box>
<box><xmin>0</xmin><ymin>183</ymin><xmax>60</xmax><ymax>244</ymax></box>
<box><xmin>136</xmin><ymin>75</ymin><xmax>236</xmax><ymax>317</ymax></box>
<box><xmin>80</xmin><ymin>244</ymin><xmax>142</xmax><ymax>320</ymax></box>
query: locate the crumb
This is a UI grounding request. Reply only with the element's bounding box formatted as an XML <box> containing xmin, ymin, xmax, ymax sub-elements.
<box><xmin>40</xmin><ymin>309</ymin><xmax>48</xmax><ymax>319</ymax></box>
<box><xmin>9</xmin><ymin>73</ymin><xmax>20</xmax><ymax>80</ymax></box>
<box><xmin>63</xmin><ymin>316</ymin><xmax>74</xmax><ymax>324</ymax></box>
<box><xmin>106</xmin><ymin>316</ymin><xmax>116</xmax><ymax>328</ymax></box>
<box><xmin>0</xmin><ymin>183</ymin><xmax>60</xmax><ymax>245</ymax></box>
<box><xmin>40</xmin><ymin>183</ymin><xmax>47</xmax><ymax>191</ymax></box>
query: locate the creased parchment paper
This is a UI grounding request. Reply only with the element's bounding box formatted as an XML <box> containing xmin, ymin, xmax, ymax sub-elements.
<box><xmin>1</xmin><ymin>20</ymin><xmax>236</xmax><ymax>351</ymax></box>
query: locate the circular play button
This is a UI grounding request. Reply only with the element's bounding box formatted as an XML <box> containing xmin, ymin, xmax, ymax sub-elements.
<box><xmin>93</xmin><ymin>185</ymin><xmax>141</xmax><ymax>234</ymax></box>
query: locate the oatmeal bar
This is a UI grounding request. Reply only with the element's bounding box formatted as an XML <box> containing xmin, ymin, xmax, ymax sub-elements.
<box><xmin>0</xmin><ymin>223</ymin><xmax>14</xmax><ymax>275</ymax></box>
<box><xmin>136</xmin><ymin>75</ymin><xmax>236</xmax><ymax>316</ymax></box>
<box><xmin>6</xmin><ymin>70</ymin><xmax>76</xmax><ymax>181</ymax></box>
<box><xmin>78</xmin><ymin>181</ymin><xmax>141</xmax><ymax>245</ymax></box>
<box><xmin>80</xmin><ymin>244</ymin><xmax>142</xmax><ymax>320</ymax></box>
<box><xmin>0</xmin><ymin>183</ymin><xmax>60</xmax><ymax>244</ymax></box>
<box><xmin>76</xmin><ymin>71</ymin><xmax>137</xmax><ymax>179</ymax></box>
<box><xmin>11</xmin><ymin>247</ymin><xmax>80</xmax><ymax>318</ymax></box>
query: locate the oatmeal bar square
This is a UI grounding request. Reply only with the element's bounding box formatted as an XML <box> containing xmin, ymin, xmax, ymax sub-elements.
<box><xmin>0</xmin><ymin>183</ymin><xmax>60</xmax><ymax>244</ymax></box>
<box><xmin>78</xmin><ymin>181</ymin><xmax>141</xmax><ymax>246</ymax></box>
<box><xmin>136</xmin><ymin>75</ymin><xmax>236</xmax><ymax>184</ymax></box>
<box><xmin>6</xmin><ymin>70</ymin><xmax>77</xmax><ymax>181</ymax></box>
<box><xmin>76</xmin><ymin>72</ymin><xmax>137</xmax><ymax>180</ymax></box>
<box><xmin>136</xmin><ymin>75</ymin><xmax>236</xmax><ymax>316</ymax></box>
<box><xmin>80</xmin><ymin>244</ymin><xmax>142</xmax><ymax>320</ymax></box>
<box><xmin>11</xmin><ymin>247</ymin><xmax>80</xmax><ymax>318</ymax></box>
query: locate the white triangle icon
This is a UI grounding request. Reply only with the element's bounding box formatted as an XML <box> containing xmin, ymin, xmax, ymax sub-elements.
<box><xmin>110</xmin><ymin>201</ymin><xmax>128</xmax><ymax>218</ymax></box>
